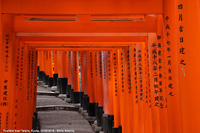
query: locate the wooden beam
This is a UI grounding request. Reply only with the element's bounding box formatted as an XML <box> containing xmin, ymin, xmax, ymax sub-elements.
<box><xmin>26</xmin><ymin>42</ymin><xmax>142</xmax><ymax>46</ymax></box>
<box><xmin>2</xmin><ymin>0</ymin><xmax>163</xmax><ymax>15</ymax></box>
<box><xmin>17</xmin><ymin>33</ymin><xmax>148</xmax><ymax>37</ymax></box>
<box><xmin>29</xmin><ymin>45</ymin><xmax>127</xmax><ymax>48</ymax></box>
<box><xmin>19</xmin><ymin>36</ymin><xmax>147</xmax><ymax>43</ymax></box>
<box><xmin>34</xmin><ymin>48</ymin><xmax>119</xmax><ymax>51</ymax></box>
<box><xmin>14</xmin><ymin>15</ymin><xmax>157</xmax><ymax>33</ymax></box>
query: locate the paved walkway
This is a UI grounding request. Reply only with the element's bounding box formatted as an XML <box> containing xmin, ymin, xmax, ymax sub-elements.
<box><xmin>37</xmin><ymin>86</ymin><xmax>94</xmax><ymax>133</ymax></box>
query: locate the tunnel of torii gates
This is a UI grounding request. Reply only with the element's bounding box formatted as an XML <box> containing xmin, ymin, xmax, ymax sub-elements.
<box><xmin>0</xmin><ymin>0</ymin><xmax>200</xmax><ymax>133</ymax></box>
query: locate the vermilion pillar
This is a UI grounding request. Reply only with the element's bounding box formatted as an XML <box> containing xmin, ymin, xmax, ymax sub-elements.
<box><xmin>93</xmin><ymin>52</ymin><xmax>98</xmax><ymax>105</ymax></box>
<box><xmin>57</xmin><ymin>51</ymin><xmax>62</xmax><ymax>93</ymax></box>
<box><xmin>80</xmin><ymin>51</ymin><xmax>85</xmax><ymax>107</ymax></box>
<box><xmin>42</xmin><ymin>51</ymin><xmax>47</xmax><ymax>83</ymax></box>
<box><xmin>164</xmin><ymin>0</ymin><xmax>182</xmax><ymax>132</ymax></box>
<box><xmin>86</xmin><ymin>51</ymin><xmax>96</xmax><ymax>117</ymax></box>
<box><xmin>102</xmin><ymin>50</ymin><xmax>115</xmax><ymax>133</ymax></box>
<box><xmin>71</xmin><ymin>51</ymin><xmax>80</xmax><ymax>103</ymax></box>
<box><xmin>143</xmin><ymin>42</ymin><xmax>152</xmax><ymax>133</ymax></box>
<box><xmin>136</xmin><ymin>43</ymin><xmax>144</xmax><ymax>133</ymax></box>
<box><xmin>0</xmin><ymin>14</ymin><xmax>15</xmax><ymax>132</ymax></box>
<box><xmin>37</xmin><ymin>51</ymin><xmax>43</xmax><ymax>81</ymax></box>
<box><xmin>44</xmin><ymin>51</ymin><xmax>49</xmax><ymax>85</ymax></box>
<box><xmin>67</xmin><ymin>51</ymin><xmax>72</xmax><ymax>98</ymax></box>
<box><xmin>52</xmin><ymin>51</ymin><xmax>59</xmax><ymax>86</ymax></box>
<box><xmin>112</xmin><ymin>49</ymin><xmax>121</xmax><ymax>131</ymax></box>
<box><xmin>82</xmin><ymin>51</ymin><xmax>89</xmax><ymax>111</ymax></box>
<box><xmin>95</xmin><ymin>51</ymin><xmax>104</xmax><ymax>126</ymax></box>
<box><xmin>58</xmin><ymin>51</ymin><xmax>68</xmax><ymax>94</ymax></box>
<box><xmin>118</xmin><ymin>48</ymin><xmax>124</xmax><ymax>132</ymax></box>
<box><xmin>125</xmin><ymin>46</ymin><xmax>134</xmax><ymax>133</ymax></box>
<box><xmin>16</xmin><ymin>42</ymin><xmax>26</xmax><ymax>130</ymax></box>
<box><xmin>48</xmin><ymin>51</ymin><xmax>53</xmax><ymax>87</ymax></box>
<box><xmin>97</xmin><ymin>52</ymin><xmax>104</xmax><ymax>107</ymax></box>
<box><xmin>102</xmin><ymin>51</ymin><xmax>109</xmax><ymax>113</ymax></box>
<box><xmin>176</xmin><ymin>0</ymin><xmax>200</xmax><ymax>132</ymax></box>
<box><xmin>148</xmin><ymin>33</ymin><xmax>160</xmax><ymax>133</ymax></box>
<box><xmin>157</xmin><ymin>14</ymin><xmax>168</xmax><ymax>133</ymax></box>
<box><xmin>13</xmin><ymin>40</ymin><xmax>23</xmax><ymax>130</ymax></box>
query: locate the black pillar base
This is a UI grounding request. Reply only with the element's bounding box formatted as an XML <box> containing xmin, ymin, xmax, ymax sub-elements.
<box><xmin>103</xmin><ymin>114</ymin><xmax>114</xmax><ymax>133</ymax></box>
<box><xmin>80</xmin><ymin>92</ymin><xmax>84</xmax><ymax>107</ymax></box>
<box><xmin>45</xmin><ymin>75</ymin><xmax>49</xmax><ymax>85</ymax></box>
<box><xmin>67</xmin><ymin>85</ymin><xmax>71</xmax><ymax>98</ymax></box>
<box><xmin>57</xmin><ymin>78</ymin><xmax>62</xmax><ymax>93</ymax></box>
<box><xmin>48</xmin><ymin>77</ymin><xmax>53</xmax><ymax>87</ymax></box>
<box><xmin>53</xmin><ymin>74</ymin><xmax>58</xmax><ymax>86</ymax></box>
<box><xmin>61</xmin><ymin>78</ymin><xmax>68</xmax><ymax>94</ymax></box>
<box><xmin>95</xmin><ymin>103</ymin><xmax>99</xmax><ymax>120</ymax></box>
<box><xmin>88</xmin><ymin>103</ymin><xmax>96</xmax><ymax>117</ymax></box>
<box><xmin>112</xmin><ymin>127</ymin><xmax>119</xmax><ymax>133</ymax></box>
<box><xmin>83</xmin><ymin>94</ymin><xmax>89</xmax><ymax>110</ymax></box>
<box><xmin>119</xmin><ymin>126</ymin><xmax>122</xmax><ymax>133</ymax></box>
<box><xmin>112</xmin><ymin>126</ymin><xmax>122</xmax><ymax>133</ymax></box>
<box><xmin>42</xmin><ymin>72</ymin><xmax>46</xmax><ymax>83</ymax></box>
<box><xmin>38</xmin><ymin>71</ymin><xmax>44</xmax><ymax>81</ymax></box>
<box><xmin>37</xmin><ymin>66</ymin><xmax>40</xmax><ymax>78</ymax></box>
<box><xmin>32</xmin><ymin>112</ymin><xmax>38</xmax><ymax>130</ymax></box>
<box><xmin>70</xmin><ymin>88</ymin><xmax>74</xmax><ymax>102</ymax></box>
<box><xmin>96</xmin><ymin>106</ymin><xmax>103</xmax><ymax>127</ymax></box>
<box><xmin>72</xmin><ymin>92</ymin><xmax>82</xmax><ymax>103</ymax></box>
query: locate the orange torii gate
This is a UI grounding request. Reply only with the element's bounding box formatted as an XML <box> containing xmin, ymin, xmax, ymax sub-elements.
<box><xmin>1</xmin><ymin>0</ymin><xmax>200</xmax><ymax>133</ymax></box>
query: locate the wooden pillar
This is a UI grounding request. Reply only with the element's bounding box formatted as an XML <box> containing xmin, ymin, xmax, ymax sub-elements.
<box><xmin>33</xmin><ymin>51</ymin><xmax>37</xmax><ymax>113</ymax></box>
<box><xmin>53</xmin><ymin>51</ymin><xmax>59</xmax><ymax>75</ymax></box>
<box><xmin>136</xmin><ymin>43</ymin><xmax>145</xmax><ymax>133</ymax></box>
<box><xmin>118</xmin><ymin>48</ymin><xmax>125</xmax><ymax>132</ymax></box>
<box><xmin>102</xmin><ymin>51</ymin><xmax>109</xmax><ymax>113</ymax></box>
<box><xmin>176</xmin><ymin>0</ymin><xmax>200</xmax><ymax>132</ymax></box>
<box><xmin>130</xmin><ymin>44</ymin><xmax>139</xmax><ymax>133</ymax></box>
<box><xmin>163</xmin><ymin>0</ymin><xmax>182</xmax><ymax>132</ymax></box>
<box><xmin>112</xmin><ymin>49</ymin><xmax>120</xmax><ymax>128</ymax></box>
<box><xmin>108</xmin><ymin>51</ymin><xmax>114</xmax><ymax>115</ymax></box>
<box><xmin>48</xmin><ymin>51</ymin><xmax>53</xmax><ymax>78</ymax></box>
<box><xmin>80</xmin><ymin>51</ymin><xmax>85</xmax><ymax>93</ymax></box>
<box><xmin>157</xmin><ymin>14</ymin><xmax>168</xmax><ymax>133</ymax></box>
<box><xmin>97</xmin><ymin>52</ymin><xmax>103</xmax><ymax>107</ymax></box>
<box><xmin>93</xmin><ymin>52</ymin><xmax>98</xmax><ymax>105</ymax></box>
<box><xmin>125</xmin><ymin>46</ymin><xmax>134</xmax><ymax>133</ymax></box>
<box><xmin>144</xmin><ymin>40</ymin><xmax>152</xmax><ymax>133</ymax></box>
<box><xmin>72</xmin><ymin>51</ymin><xmax>79</xmax><ymax>92</ymax></box>
<box><xmin>83</xmin><ymin>51</ymin><xmax>88</xmax><ymax>95</ymax></box>
<box><xmin>0</xmin><ymin>14</ymin><xmax>15</xmax><ymax>132</ymax></box>
<box><xmin>148</xmin><ymin>33</ymin><xmax>160</xmax><ymax>133</ymax></box>
<box><xmin>87</xmin><ymin>51</ymin><xmax>95</xmax><ymax>104</ymax></box>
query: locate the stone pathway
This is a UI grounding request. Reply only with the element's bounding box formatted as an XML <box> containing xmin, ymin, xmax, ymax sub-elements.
<box><xmin>37</xmin><ymin>86</ymin><xmax>94</xmax><ymax>133</ymax></box>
